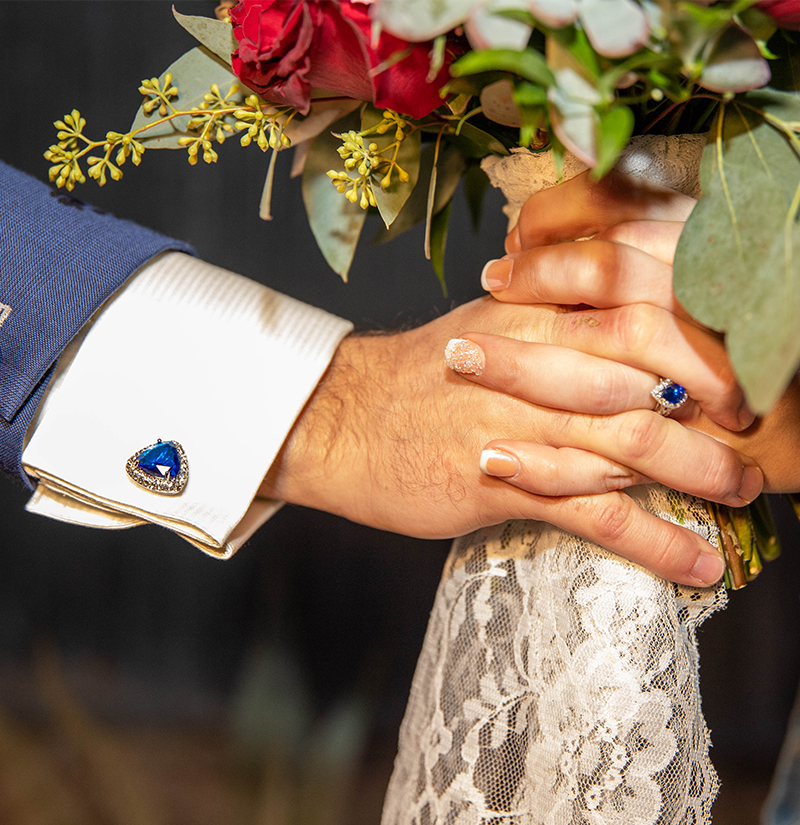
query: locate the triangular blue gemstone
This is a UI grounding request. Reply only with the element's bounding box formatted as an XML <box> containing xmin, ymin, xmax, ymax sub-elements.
<box><xmin>137</xmin><ymin>441</ymin><xmax>181</xmax><ymax>479</ymax></box>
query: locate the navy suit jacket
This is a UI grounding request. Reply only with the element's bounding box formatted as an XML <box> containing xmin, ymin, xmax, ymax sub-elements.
<box><xmin>0</xmin><ymin>161</ymin><xmax>194</xmax><ymax>488</ymax></box>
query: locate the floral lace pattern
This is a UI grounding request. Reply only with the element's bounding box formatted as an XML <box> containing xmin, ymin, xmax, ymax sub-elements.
<box><xmin>382</xmin><ymin>486</ymin><xmax>727</xmax><ymax>825</ymax></box>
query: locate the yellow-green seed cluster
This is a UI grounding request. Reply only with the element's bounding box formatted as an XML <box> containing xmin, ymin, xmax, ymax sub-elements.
<box><xmin>325</xmin><ymin>112</ymin><xmax>413</xmax><ymax>211</ymax></box>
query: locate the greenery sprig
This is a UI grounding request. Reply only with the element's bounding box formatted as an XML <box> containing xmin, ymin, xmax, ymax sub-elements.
<box><xmin>45</xmin><ymin>77</ymin><xmax>293</xmax><ymax>191</ymax></box>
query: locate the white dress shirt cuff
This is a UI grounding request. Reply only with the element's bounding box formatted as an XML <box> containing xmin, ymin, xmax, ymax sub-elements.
<box><xmin>22</xmin><ymin>252</ymin><xmax>353</xmax><ymax>558</ymax></box>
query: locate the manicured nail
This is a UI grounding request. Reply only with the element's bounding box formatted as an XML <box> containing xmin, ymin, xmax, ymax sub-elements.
<box><xmin>505</xmin><ymin>226</ymin><xmax>521</xmax><ymax>253</ymax></box>
<box><xmin>480</xmin><ymin>448</ymin><xmax>520</xmax><ymax>478</ymax></box>
<box><xmin>481</xmin><ymin>257</ymin><xmax>513</xmax><ymax>291</ymax></box>
<box><xmin>737</xmin><ymin>464</ymin><xmax>763</xmax><ymax>505</ymax></box>
<box><xmin>690</xmin><ymin>548</ymin><xmax>726</xmax><ymax>586</ymax></box>
<box><xmin>445</xmin><ymin>338</ymin><xmax>485</xmax><ymax>375</ymax></box>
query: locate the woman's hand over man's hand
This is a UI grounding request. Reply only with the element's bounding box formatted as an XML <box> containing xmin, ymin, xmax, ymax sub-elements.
<box><xmin>260</xmin><ymin>170</ymin><xmax>789</xmax><ymax>588</ymax></box>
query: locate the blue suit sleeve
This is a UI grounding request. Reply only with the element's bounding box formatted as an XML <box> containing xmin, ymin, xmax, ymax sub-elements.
<box><xmin>0</xmin><ymin>161</ymin><xmax>196</xmax><ymax>488</ymax></box>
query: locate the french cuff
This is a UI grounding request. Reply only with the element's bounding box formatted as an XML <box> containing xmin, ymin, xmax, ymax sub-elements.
<box><xmin>22</xmin><ymin>252</ymin><xmax>353</xmax><ymax>559</ymax></box>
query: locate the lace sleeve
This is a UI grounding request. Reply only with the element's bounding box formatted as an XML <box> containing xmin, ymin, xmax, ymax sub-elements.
<box><xmin>382</xmin><ymin>488</ymin><xmax>726</xmax><ymax>825</ymax></box>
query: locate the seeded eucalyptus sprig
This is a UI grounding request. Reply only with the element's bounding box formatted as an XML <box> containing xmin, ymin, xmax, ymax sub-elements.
<box><xmin>44</xmin><ymin>78</ymin><xmax>294</xmax><ymax>191</ymax></box>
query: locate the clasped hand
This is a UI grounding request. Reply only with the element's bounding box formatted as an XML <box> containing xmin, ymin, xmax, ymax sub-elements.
<box><xmin>262</xmin><ymin>171</ymin><xmax>800</xmax><ymax>588</ymax></box>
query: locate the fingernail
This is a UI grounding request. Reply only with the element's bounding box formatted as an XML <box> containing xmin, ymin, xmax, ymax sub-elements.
<box><xmin>737</xmin><ymin>464</ymin><xmax>763</xmax><ymax>504</ymax></box>
<box><xmin>690</xmin><ymin>548</ymin><xmax>725</xmax><ymax>586</ymax></box>
<box><xmin>480</xmin><ymin>448</ymin><xmax>520</xmax><ymax>478</ymax></box>
<box><xmin>505</xmin><ymin>226</ymin><xmax>521</xmax><ymax>253</ymax></box>
<box><xmin>481</xmin><ymin>257</ymin><xmax>513</xmax><ymax>291</ymax></box>
<box><xmin>737</xmin><ymin>404</ymin><xmax>756</xmax><ymax>430</ymax></box>
<box><xmin>445</xmin><ymin>338</ymin><xmax>485</xmax><ymax>375</ymax></box>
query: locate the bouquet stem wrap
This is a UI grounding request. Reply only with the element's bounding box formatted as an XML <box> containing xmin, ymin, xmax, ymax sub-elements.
<box><xmin>381</xmin><ymin>136</ymin><xmax>729</xmax><ymax>825</ymax></box>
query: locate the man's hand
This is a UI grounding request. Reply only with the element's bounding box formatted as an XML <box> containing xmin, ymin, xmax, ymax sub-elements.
<box><xmin>259</xmin><ymin>295</ymin><xmax>759</xmax><ymax>588</ymax></box>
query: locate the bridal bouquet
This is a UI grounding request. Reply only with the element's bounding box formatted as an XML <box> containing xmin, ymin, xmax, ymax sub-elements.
<box><xmin>46</xmin><ymin>0</ymin><xmax>800</xmax><ymax>586</ymax></box>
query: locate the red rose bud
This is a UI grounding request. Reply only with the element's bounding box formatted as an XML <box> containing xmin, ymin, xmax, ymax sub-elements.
<box><xmin>229</xmin><ymin>0</ymin><xmax>459</xmax><ymax>119</ymax></box>
<box><xmin>757</xmin><ymin>0</ymin><xmax>800</xmax><ymax>29</ymax></box>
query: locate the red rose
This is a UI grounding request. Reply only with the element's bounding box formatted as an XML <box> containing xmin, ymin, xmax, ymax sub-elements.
<box><xmin>757</xmin><ymin>0</ymin><xmax>800</xmax><ymax>29</ymax></box>
<box><xmin>230</xmin><ymin>0</ymin><xmax>456</xmax><ymax>119</ymax></box>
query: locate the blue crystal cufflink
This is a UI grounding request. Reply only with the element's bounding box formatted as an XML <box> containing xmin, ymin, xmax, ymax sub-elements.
<box><xmin>651</xmin><ymin>378</ymin><xmax>689</xmax><ymax>417</ymax></box>
<box><xmin>126</xmin><ymin>439</ymin><xmax>188</xmax><ymax>495</ymax></box>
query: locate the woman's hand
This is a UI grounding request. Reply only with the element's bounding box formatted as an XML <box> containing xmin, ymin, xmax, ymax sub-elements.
<box><xmin>462</xmin><ymin>168</ymin><xmax>800</xmax><ymax>494</ymax></box>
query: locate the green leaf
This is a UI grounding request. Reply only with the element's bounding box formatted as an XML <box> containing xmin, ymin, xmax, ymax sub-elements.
<box><xmin>361</xmin><ymin>106</ymin><xmax>420</xmax><ymax>228</ymax></box>
<box><xmin>302</xmin><ymin>111</ymin><xmax>367</xmax><ymax>281</ymax></box>
<box><xmin>448</xmin><ymin>121</ymin><xmax>512</xmax><ymax>157</ymax></box>
<box><xmin>593</xmin><ymin>106</ymin><xmax>634</xmax><ymax>178</ymax></box>
<box><xmin>172</xmin><ymin>9</ymin><xmax>236</xmax><ymax>68</ymax></box>
<box><xmin>513</xmin><ymin>81</ymin><xmax>546</xmax><ymax>147</ymax></box>
<box><xmin>129</xmin><ymin>47</ymin><xmax>243</xmax><ymax>149</ymax></box>
<box><xmin>374</xmin><ymin>143</ymin><xmax>466</xmax><ymax>243</ymax></box>
<box><xmin>451</xmin><ymin>48</ymin><xmax>555</xmax><ymax>87</ymax></box>
<box><xmin>674</xmin><ymin>95</ymin><xmax>800</xmax><ymax>412</ymax></box>
<box><xmin>546</xmin><ymin>25</ymin><xmax>601</xmax><ymax>81</ymax></box>
<box><xmin>430</xmin><ymin>198</ymin><xmax>453</xmax><ymax>295</ymax></box>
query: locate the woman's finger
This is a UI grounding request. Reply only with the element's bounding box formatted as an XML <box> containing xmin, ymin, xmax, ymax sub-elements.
<box><xmin>484</xmin><ymin>485</ymin><xmax>726</xmax><ymax>588</ymax></box>
<box><xmin>446</xmin><ymin>310</ymin><xmax>751</xmax><ymax>431</ymax></box>
<box><xmin>445</xmin><ymin>335</ymin><xmax>675</xmax><ymax>416</ymax></box>
<box><xmin>479</xmin><ymin>442</ymin><xmax>648</xmax><ymax>494</ymax></box>
<box><xmin>481</xmin><ymin>237</ymin><xmax>683</xmax><ymax>316</ymax></box>
<box><xmin>505</xmin><ymin>169</ymin><xmax>696</xmax><ymax>253</ymax></box>
<box><xmin>549</xmin><ymin>407</ymin><xmax>764</xmax><ymax>508</ymax></box>
<box><xmin>547</xmin><ymin>304</ymin><xmax>753</xmax><ymax>430</ymax></box>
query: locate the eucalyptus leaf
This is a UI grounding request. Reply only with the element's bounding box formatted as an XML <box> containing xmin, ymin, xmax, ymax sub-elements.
<box><xmin>302</xmin><ymin>112</ymin><xmax>366</xmax><ymax>281</ymax></box>
<box><xmin>448</xmin><ymin>120</ymin><xmax>512</xmax><ymax>157</ymax></box>
<box><xmin>547</xmin><ymin>67</ymin><xmax>601</xmax><ymax>166</ymax></box>
<box><xmin>594</xmin><ymin>106</ymin><xmax>634</xmax><ymax>178</ymax></box>
<box><xmin>361</xmin><ymin>106</ymin><xmax>420</xmax><ymax>228</ymax></box>
<box><xmin>674</xmin><ymin>98</ymin><xmax>800</xmax><ymax>412</ymax></box>
<box><xmin>130</xmin><ymin>47</ymin><xmax>242</xmax><ymax>149</ymax></box>
<box><xmin>373</xmin><ymin>0</ymin><xmax>474</xmax><ymax>40</ymax></box>
<box><xmin>699</xmin><ymin>23</ymin><xmax>771</xmax><ymax>93</ymax></box>
<box><xmin>465</xmin><ymin>1</ymin><xmax>533</xmax><ymax>51</ymax></box>
<box><xmin>430</xmin><ymin>198</ymin><xmax>454</xmax><ymax>294</ymax></box>
<box><xmin>173</xmin><ymin>9</ymin><xmax>236</xmax><ymax>67</ymax></box>
<box><xmin>579</xmin><ymin>0</ymin><xmax>650</xmax><ymax>58</ymax></box>
<box><xmin>452</xmin><ymin>48</ymin><xmax>555</xmax><ymax>87</ymax></box>
<box><xmin>375</xmin><ymin>144</ymin><xmax>466</xmax><ymax>243</ymax></box>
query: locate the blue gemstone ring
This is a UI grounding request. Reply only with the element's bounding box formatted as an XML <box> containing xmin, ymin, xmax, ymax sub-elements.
<box><xmin>651</xmin><ymin>378</ymin><xmax>689</xmax><ymax>417</ymax></box>
<box><xmin>126</xmin><ymin>439</ymin><xmax>188</xmax><ymax>495</ymax></box>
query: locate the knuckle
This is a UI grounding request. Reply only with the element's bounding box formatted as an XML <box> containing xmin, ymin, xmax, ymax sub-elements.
<box><xmin>615</xmin><ymin>410</ymin><xmax>669</xmax><ymax>462</ymax></box>
<box><xmin>613</xmin><ymin>303</ymin><xmax>659</xmax><ymax>356</ymax></box>
<box><xmin>586</xmin><ymin>363</ymin><xmax>631</xmax><ymax>414</ymax></box>
<box><xmin>590</xmin><ymin>493</ymin><xmax>636</xmax><ymax>546</ymax></box>
<box><xmin>701</xmin><ymin>446</ymin><xmax>742</xmax><ymax>501</ymax></box>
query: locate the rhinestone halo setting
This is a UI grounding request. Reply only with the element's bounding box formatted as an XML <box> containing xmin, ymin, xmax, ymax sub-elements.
<box><xmin>126</xmin><ymin>439</ymin><xmax>188</xmax><ymax>495</ymax></box>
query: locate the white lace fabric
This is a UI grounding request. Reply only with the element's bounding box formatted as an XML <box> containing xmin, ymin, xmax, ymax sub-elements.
<box><xmin>383</xmin><ymin>488</ymin><xmax>726</xmax><ymax>825</ymax></box>
<box><xmin>382</xmin><ymin>136</ymin><xmax>727</xmax><ymax>824</ymax></box>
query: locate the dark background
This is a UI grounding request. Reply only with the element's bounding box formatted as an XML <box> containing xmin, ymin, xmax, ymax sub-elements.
<box><xmin>1</xmin><ymin>3</ymin><xmax>799</xmax><ymax>822</ymax></box>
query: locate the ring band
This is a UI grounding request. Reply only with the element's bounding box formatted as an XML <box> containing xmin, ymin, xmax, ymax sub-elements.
<box><xmin>651</xmin><ymin>378</ymin><xmax>688</xmax><ymax>417</ymax></box>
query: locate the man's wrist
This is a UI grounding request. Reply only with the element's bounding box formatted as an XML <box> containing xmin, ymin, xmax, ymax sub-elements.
<box><xmin>259</xmin><ymin>334</ymin><xmax>371</xmax><ymax>515</ymax></box>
